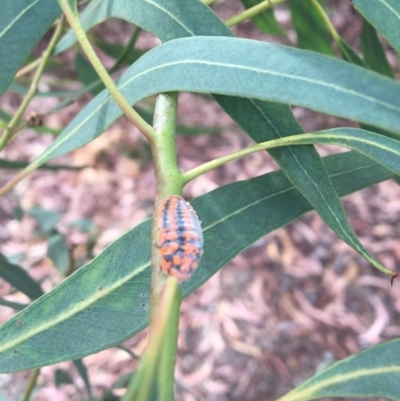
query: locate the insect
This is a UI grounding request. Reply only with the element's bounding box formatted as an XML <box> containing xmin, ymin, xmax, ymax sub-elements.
<box><xmin>157</xmin><ymin>195</ymin><xmax>204</xmax><ymax>282</ymax></box>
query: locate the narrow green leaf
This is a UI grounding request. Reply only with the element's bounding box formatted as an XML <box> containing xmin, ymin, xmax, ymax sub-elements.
<box><xmin>361</xmin><ymin>19</ymin><xmax>394</xmax><ymax>78</ymax></box>
<box><xmin>57</xmin><ymin>0</ymin><xmax>232</xmax><ymax>54</ymax></box>
<box><xmin>75</xmin><ymin>52</ymin><xmax>104</xmax><ymax>95</ymax></box>
<box><xmin>277</xmin><ymin>339</ymin><xmax>400</xmax><ymax>401</ymax></box>
<box><xmin>282</xmin><ymin>128</ymin><xmax>400</xmax><ymax>178</ymax></box>
<box><xmin>241</xmin><ymin>0</ymin><xmax>284</xmax><ymax>35</ymax></box>
<box><xmin>47</xmin><ymin>233</ymin><xmax>71</xmax><ymax>275</ymax></box>
<box><xmin>0</xmin><ymin>0</ymin><xmax>61</xmax><ymax>96</ymax></box>
<box><xmin>26</xmin><ymin>207</ymin><xmax>60</xmax><ymax>235</ymax></box>
<box><xmin>334</xmin><ymin>21</ymin><xmax>395</xmax><ymax>140</ymax></box>
<box><xmin>0</xmin><ymin>253</ymin><xmax>44</xmax><ymax>300</ymax></box>
<box><xmin>0</xmin><ymin>158</ymin><xmax>84</xmax><ymax>171</ymax></box>
<box><xmin>55</xmin><ymin>368</ymin><xmax>74</xmax><ymax>387</ymax></box>
<box><xmin>94</xmin><ymin>38</ymin><xmax>147</xmax><ymax>65</ymax></box>
<box><xmin>9</xmin><ymin>82</ymin><xmax>83</xmax><ymax>98</ymax></box>
<box><xmin>29</xmin><ymin>37</ymin><xmax>400</xmax><ymax>165</ymax></box>
<box><xmin>0</xmin><ymin>109</ymin><xmax>12</xmax><ymax>122</ymax></box>
<box><xmin>73</xmin><ymin>359</ymin><xmax>93</xmax><ymax>399</ymax></box>
<box><xmin>352</xmin><ymin>0</ymin><xmax>400</xmax><ymax>53</ymax></box>
<box><xmin>123</xmin><ymin>279</ymin><xmax>180</xmax><ymax>401</ymax></box>
<box><xmin>337</xmin><ymin>39</ymin><xmax>366</xmax><ymax>67</ymax></box>
<box><xmin>0</xmin><ymin>298</ymin><xmax>28</xmax><ymax>311</ymax></box>
<box><xmin>290</xmin><ymin>0</ymin><xmax>334</xmax><ymax>55</ymax></box>
<box><xmin>0</xmin><ymin>151</ymin><xmax>394</xmax><ymax>372</ymax></box>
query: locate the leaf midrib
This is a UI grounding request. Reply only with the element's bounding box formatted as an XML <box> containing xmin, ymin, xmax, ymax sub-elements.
<box><xmin>0</xmin><ymin>0</ymin><xmax>42</xmax><ymax>38</ymax></box>
<box><xmin>36</xmin><ymin>56</ymin><xmax>400</xmax><ymax>167</ymax></box>
<box><xmin>291</xmin><ymin>366</ymin><xmax>400</xmax><ymax>401</ymax></box>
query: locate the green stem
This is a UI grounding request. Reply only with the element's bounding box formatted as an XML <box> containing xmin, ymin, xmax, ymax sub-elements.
<box><xmin>309</xmin><ymin>0</ymin><xmax>340</xmax><ymax>43</ymax></box>
<box><xmin>225</xmin><ymin>0</ymin><xmax>287</xmax><ymax>27</ymax></box>
<box><xmin>21</xmin><ymin>369</ymin><xmax>40</xmax><ymax>401</ymax></box>
<box><xmin>122</xmin><ymin>278</ymin><xmax>181</xmax><ymax>401</ymax></box>
<box><xmin>15</xmin><ymin>59</ymin><xmax>42</xmax><ymax>79</ymax></box>
<box><xmin>0</xmin><ymin>18</ymin><xmax>64</xmax><ymax>151</ymax></box>
<box><xmin>109</xmin><ymin>26</ymin><xmax>142</xmax><ymax>74</ymax></box>
<box><xmin>182</xmin><ymin>135</ymin><xmax>293</xmax><ymax>184</ymax></box>
<box><xmin>57</xmin><ymin>0</ymin><xmax>155</xmax><ymax>142</ymax></box>
<box><xmin>202</xmin><ymin>0</ymin><xmax>216</xmax><ymax>5</ymax></box>
<box><xmin>150</xmin><ymin>92</ymin><xmax>183</xmax><ymax>324</ymax></box>
<box><xmin>157</xmin><ymin>280</ymin><xmax>181</xmax><ymax>401</ymax></box>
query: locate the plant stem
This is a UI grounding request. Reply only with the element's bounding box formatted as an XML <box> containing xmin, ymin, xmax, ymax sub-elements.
<box><xmin>21</xmin><ymin>369</ymin><xmax>40</xmax><ymax>401</ymax></box>
<box><xmin>309</xmin><ymin>0</ymin><xmax>340</xmax><ymax>43</ymax></box>
<box><xmin>0</xmin><ymin>18</ymin><xmax>64</xmax><ymax>151</ymax></box>
<box><xmin>225</xmin><ymin>0</ymin><xmax>287</xmax><ymax>27</ymax></box>
<box><xmin>122</xmin><ymin>278</ymin><xmax>181</xmax><ymax>401</ymax></box>
<box><xmin>150</xmin><ymin>92</ymin><xmax>183</xmax><ymax>324</ymax></box>
<box><xmin>58</xmin><ymin>0</ymin><xmax>155</xmax><ymax>142</ymax></box>
<box><xmin>202</xmin><ymin>0</ymin><xmax>216</xmax><ymax>5</ymax></box>
<box><xmin>109</xmin><ymin>26</ymin><xmax>142</xmax><ymax>74</ymax></box>
<box><xmin>15</xmin><ymin>59</ymin><xmax>41</xmax><ymax>79</ymax></box>
<box><xmin>182</xmin><ymin>136</ymin><xmax>290</xmax><ymax>184</ymax></box>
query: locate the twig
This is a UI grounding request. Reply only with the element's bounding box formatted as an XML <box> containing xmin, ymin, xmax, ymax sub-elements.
<box><xmin>225</xmin><ymin>0</ymin><xmax>287</xmax><ymax>27</ymax></box>
<box><xmin>58</xmin><ymin>0</ymin><xmax>155</xmax><ymax>142</ymax></box>
<box><xmin>21</xmin><ymin>369</ymin><xmax>40</xmax><ymax>401</ymax></box>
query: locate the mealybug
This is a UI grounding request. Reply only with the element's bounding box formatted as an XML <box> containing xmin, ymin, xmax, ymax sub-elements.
<box><xmin>157</xmin><ymin>195</ymin><xmax>203</xmax><ymax>281</ymax></box>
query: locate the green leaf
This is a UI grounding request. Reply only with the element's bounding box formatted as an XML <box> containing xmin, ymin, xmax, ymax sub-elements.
<box><xmin>0</xmin><ymin>150</ymin><xmax>394</xmax><ymax>372</ymax></box>
<box><xmin>277</xmin><ymin>128</ymin><xmax>400</xmax><ymax>185</ymax></box>
<box><xmin>123</xmin><ymin>279</ymin><xmax>180</xmax><ymax>401</ymax></box>
<box><xmin>0</xmin><ymin>298</ymin><xmax>28</xmax><ymax>311</ymax></box>
<box><xmin>55</xmin><ymin>368</ymin><xmax>74</xmax><ymax>387</ymax></box>
<box><xmin>361</xmin><ymin>19</ymin><xmax>394</xmax><ymax>78</ymax></box>
<box><xmin>277</xmin><ymin>339</ymin><xmax>400</xmax><ymax>401</ymax></box>
<box><xmin>94</xmin><ymin>38</ymin><xmax>147</xmax><ymax>65</ymax></box>
<box><xmin>0</xmin><ymin>253</ymin><xmax>44</xmax><ymax>300</ymax></box>
<box><xmin>337</xmin><ymin>39</ymin><xmax>366</xmax><ymax>67</ymax></box>
<box><xmin>352</xmin><ymin>0</ymin><xmax>400</xmax><ymax>53</ymax></box>
<box><xmin>30</xmin><ymin>36</ymin><xmax>400</xmax><ymax>163</ymax></box>
<box><xmin>73</xmin><ymin>359</ymin><xmax>93</xmax><ymax>399</ymax></box>
<box><xmin>0</xmin><ymin>109</ymin><xmax>12</xmax><ymax>122</ymax></box>
<box><xmin>290</xmin><ymin>0</ymin><xmax>334</xmax><ymax>55</ymax></box>
<box><xmin>0</xmin><ymin>0</ymin><xmax>61</xmax><ymax>96</ymax></box>
<box><xmin>241</xmin><ymin>0</ymin><xmax>284</xmax><ymax>35</ymax></box>
<box><xmin>75</xmin><ymin>52</ymin><xmax>104</xmax><ymax>95</ymax></box>
<box><xmin>47</xmin><ymin>233</ymin><xmax>71</xmax><ymax>275</ymax></box>
<box><xmin>0</xmin><ymin>158</ymin><xmax>84</xmax><ymax>171</ymax></box>
<box><xmin>26</xmin><ymin>207</ymin><xmax>60</xmax><ymax>235</ymax></box>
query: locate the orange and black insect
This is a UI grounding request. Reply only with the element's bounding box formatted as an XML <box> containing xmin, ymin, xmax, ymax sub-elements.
<box><xmin>157</xmin><ymin>195</ymin><xmax>203</xmax><ymax>282</ymax></box>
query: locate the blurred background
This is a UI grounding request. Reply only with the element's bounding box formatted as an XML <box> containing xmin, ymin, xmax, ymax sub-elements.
<box><xmin>0</xmin><ymin>0</ymin><xmax>399</xmax><ymax>400</ymax></box>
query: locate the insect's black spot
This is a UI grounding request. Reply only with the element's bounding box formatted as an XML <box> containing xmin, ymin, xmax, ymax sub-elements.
<box><xmin>164</xmin><ymin>254</ymin><xmax>173</xmax><ymax>262</ymax></box>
